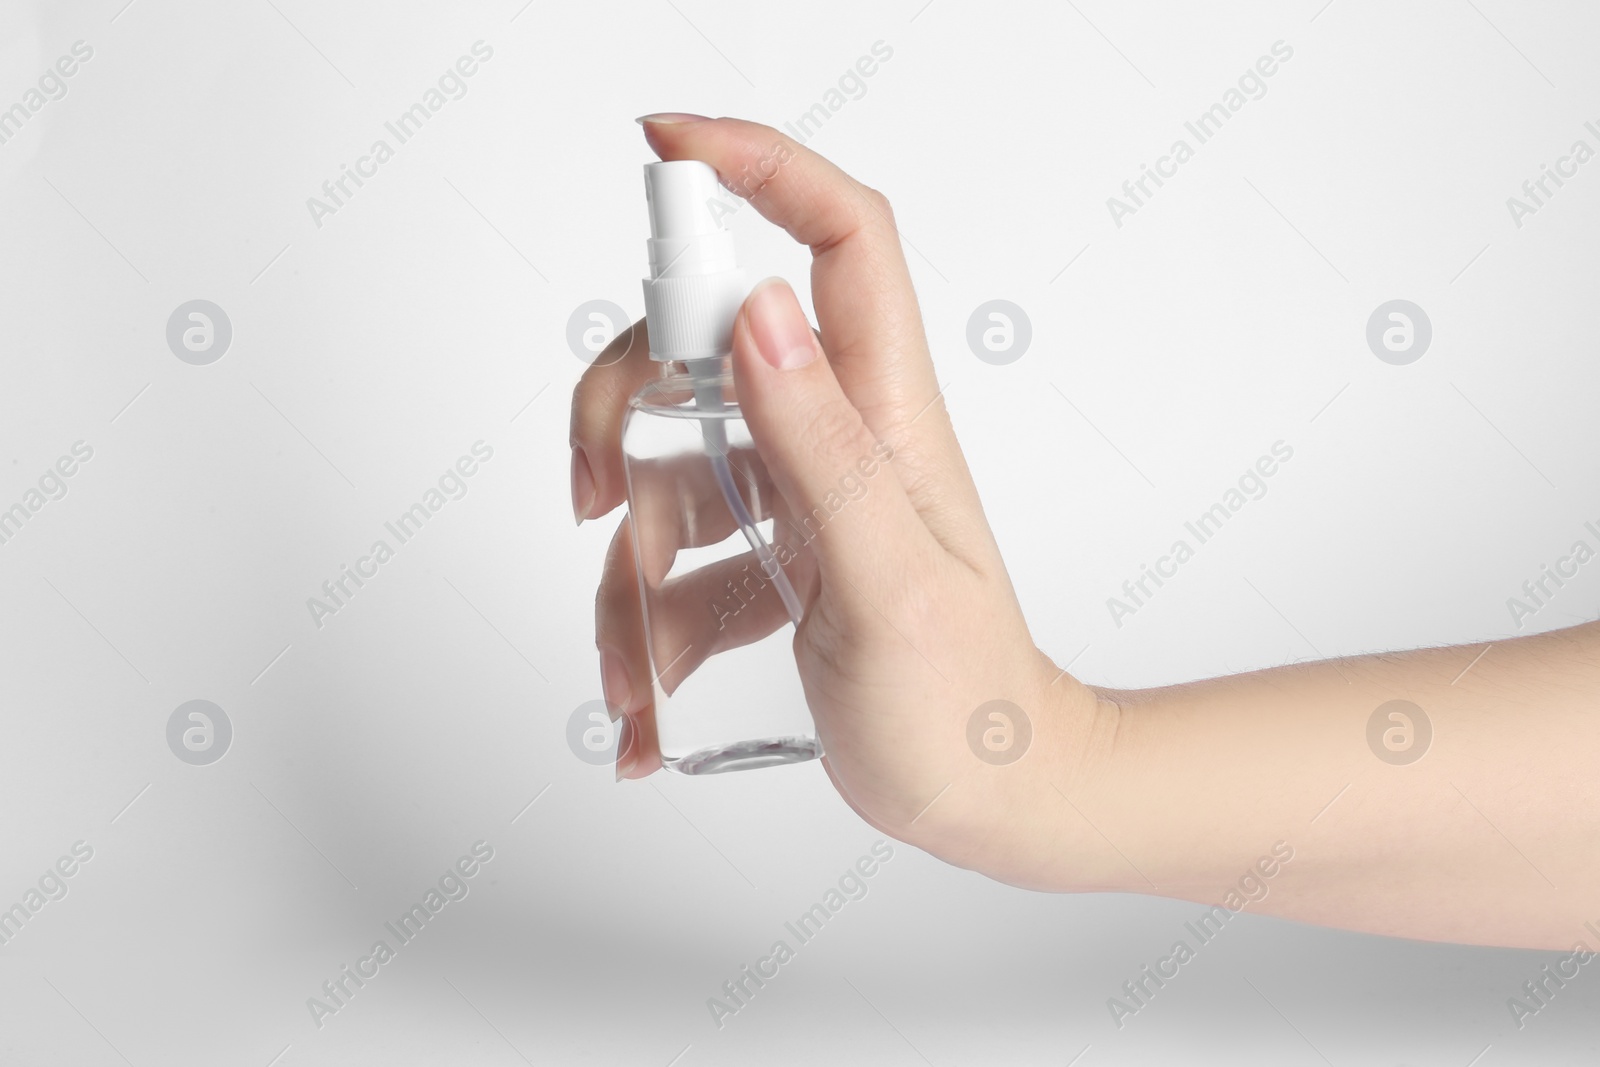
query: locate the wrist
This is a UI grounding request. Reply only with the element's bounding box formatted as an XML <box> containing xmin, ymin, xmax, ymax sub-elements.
<box><xmin>1005</xmin><ymin>665</ymin><xmax>1133</xmax><ymax>892</ymax></box>
<box><xmin>913</xmin><ymin>651</ymin><xmax>1132</xmax><ymax>892</ymax></box>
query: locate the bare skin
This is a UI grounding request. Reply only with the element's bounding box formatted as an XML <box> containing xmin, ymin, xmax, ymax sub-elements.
<box><xmin>570</xmin><ymin>114</ymin><xmax>1600</xmax><ymax>951</ymax></box>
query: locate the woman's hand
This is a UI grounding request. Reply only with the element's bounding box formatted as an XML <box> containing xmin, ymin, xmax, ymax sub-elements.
<box><xmin>570</xmin><ymin>115</ymin><xmax>1111</xmax><ymax>886</ymax></box>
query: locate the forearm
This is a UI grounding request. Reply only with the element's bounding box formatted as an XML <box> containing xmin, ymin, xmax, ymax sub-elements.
<box><xmin>1041</xmin><ymin>622</ymin><xmax>1600</xmax><ymax>948</ymax></box>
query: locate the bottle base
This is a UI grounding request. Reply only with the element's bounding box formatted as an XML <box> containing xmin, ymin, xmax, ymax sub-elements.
<box><xmin>664</xmin><ymin>736</ymin><xmax>823</xmax><ymax>775</ymax></box>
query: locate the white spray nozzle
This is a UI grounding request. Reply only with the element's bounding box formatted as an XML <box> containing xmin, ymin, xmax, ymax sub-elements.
<box><xmin>642</xmin><ymin>160</ymin><xmax>747</xmax><ymax>363</ymax></box>
<box><xmin>645</xmin><ymin>160</ymin><xmax>724</xmax><ymax>239</ymax></box>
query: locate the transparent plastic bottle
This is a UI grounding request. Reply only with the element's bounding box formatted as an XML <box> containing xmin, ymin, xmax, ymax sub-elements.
<box><xmin>622</xmin><ymin>356</ymin><xmax>822</xmax><ymax>774</ymax></box>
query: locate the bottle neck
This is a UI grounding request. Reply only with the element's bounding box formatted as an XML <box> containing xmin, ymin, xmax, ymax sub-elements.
<box><xmin>661</xmin><ymin>355</ymin><xmax>732</xmax><ymax>380</ymax></box>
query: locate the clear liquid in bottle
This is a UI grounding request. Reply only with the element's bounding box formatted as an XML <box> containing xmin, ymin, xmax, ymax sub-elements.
<box><xmin>622</xmin><ymin>359</ymin><xmax>822</xmax><ymax>774</ymax></box>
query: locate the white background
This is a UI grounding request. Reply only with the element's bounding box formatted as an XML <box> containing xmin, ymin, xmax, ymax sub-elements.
<box><xmin>2</xmin><ymin>0</ymin><xmax>1598</xmax><ymax>1063</ymax></box>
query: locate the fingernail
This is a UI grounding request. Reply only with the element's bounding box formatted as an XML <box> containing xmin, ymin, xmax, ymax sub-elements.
<box><xmin>614</xmin><ymin>715</ymin><xmax>635</xmax><ymax>781</ymax></box>
<box><xmin>598</xmin><ymin>645</ymin><xmax>632</xmax><ymax>716</ymax></box>
<box><xmin>571</xmin><ymin>446</ymin><xmax>596</xmax><ymax>524</ymax></box>
<box><xmin>746</xmin><ymin>278</ymin><xmax>817</xmax><ymax>371</ymax></box>
<box><xmin>635</xmin><ymin>112</ymin><xmax>711</xmax><ymax>126</ymax></box>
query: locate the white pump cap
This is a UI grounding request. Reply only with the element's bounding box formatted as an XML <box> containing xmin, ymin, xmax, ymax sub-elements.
<box><xmin>642</xmin><ymin>160</ymin><xmax>747</xmax><ymax>362</ymax></box>
<box><xmin>646</xmin><ymin>160</ymin><xmax>723</xmax><ymax>239</ymax></box>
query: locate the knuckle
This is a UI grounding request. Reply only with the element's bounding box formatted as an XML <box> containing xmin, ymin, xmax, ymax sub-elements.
<box><xmin>858</xmin><ymin>184</ymin><xmax>895</xmax><ymax>225</ymax></box>
<box><xmin>596</xmin><ymin>523</ymin><xmax>633</xmax><ymax>613</ymax></box>
<box><xmin>568</xmin><ymin>368</ymin><xmax>606</xmax><ymax>444</ymax></box>
<box><xmin>567</xmin><ymin>381</ymin><xmax>587</xmax><ymax>447</ymax></box>
<box><xmin>795</xmin><ymin>400</ymin><xmax>872</xmax><ymax>474</ymax></box>
<box><xmin>599</xmin><ymin>317</ymin><xmax>648</xmax><ymax>368</ymax></box>
<box><xmin>570</xmin><ymin>320</ymin><xmax>648</xmax><ymax>445</ymax></box>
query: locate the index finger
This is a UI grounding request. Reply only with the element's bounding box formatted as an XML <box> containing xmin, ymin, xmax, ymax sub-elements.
<box><xmin>639</xmin><ymin>115</ymin><xmax>951</xmax><ymax>463</ymax></box>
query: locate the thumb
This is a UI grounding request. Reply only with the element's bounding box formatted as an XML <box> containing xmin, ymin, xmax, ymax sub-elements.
<box><xmin>730</xmin><ymin>278</ymin><xmax>921</xmax><ymax>589</ymax></box>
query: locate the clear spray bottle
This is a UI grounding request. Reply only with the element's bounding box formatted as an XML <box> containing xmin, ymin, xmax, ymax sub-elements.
<box><xmin>620</xmin><ymin>160</ymin><xmax>821</xmax><ymax>774</ymax></box>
